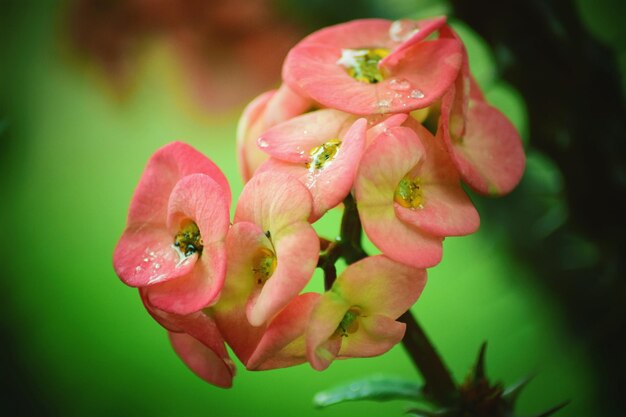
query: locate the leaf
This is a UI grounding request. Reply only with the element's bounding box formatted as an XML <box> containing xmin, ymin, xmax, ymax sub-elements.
<box><xmin>313</xmin><ymin>375</ymin><xmax>424</xmax><ymax>408</ymax></box>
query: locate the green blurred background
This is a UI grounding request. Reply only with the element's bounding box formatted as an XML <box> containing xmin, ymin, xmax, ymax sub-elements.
<box><xmin>1</xmin><ymin>0</ymin><xmax>625</xmax><ymax>416</ymax></box>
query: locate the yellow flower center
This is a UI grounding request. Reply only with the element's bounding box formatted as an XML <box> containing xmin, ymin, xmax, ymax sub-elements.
<box><xmin>306</xmin><ymin>139</ymin><xmax>342</xmax><ymax>170</ymax></box>
<box><xmin>337</xmin><ymin>48</ymin><xmax>390</xmax><ymax>84</ymax></box>
<box><xmin>252</xmin><ymin>247</ymin><xmax>277</xmax><ymax>285</ymax></box>
<box><xmin>174</xmin><ymin>221</ymin><xmax>203</xmax><ymax>257</ymax></box>
<box><xmin>394</xmin><ymin>176</ymin><xmax>424</xmax><ymax>209</ymax></box>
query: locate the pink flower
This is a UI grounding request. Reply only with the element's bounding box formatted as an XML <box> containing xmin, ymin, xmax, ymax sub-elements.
<box><xmin>437</xmin><ymin>25</ymin><xmax>525</xmax><ymax>196</ymax></box>
<box><xmin>282</xmin><ymin>17</ymin><xmax>463</xmax><ymax>115</ymax></box>
<box><xmin>218</xmin><ymin>172</ymin><xmax>319</xmax><ymax>328</ymax></box>
<box><xmin>208</xmin><ymin>173</ymin><xmax>319</xmax><ymax>368</ymax></box>
<box><xmin>113</xmin><ymin>142</ymin><xmax>231</xmax><ymax>315</ymax></box>
<box><xmin>355</xmin><ymin>123</ymin><xmax>479</xmax><ymax>268</ymax></box>
<box><xmin>255</xmin><ymin>109</ymin><xmax>367</xmax><ymax>221</ymax></box>
<box><xmin>306</xmin><ymin>255</ymin><xmax>426</xmax><ymax>371</ymax></box>
<box><xmin>237</xmin><ymin>84</ymin><xmax>312</xmax><ymax>182</ymax></box>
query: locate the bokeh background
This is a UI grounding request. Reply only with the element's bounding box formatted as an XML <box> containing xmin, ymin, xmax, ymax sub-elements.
<box><xmin>1</xmin><ymin>0</ymin><xmax>625</xmax><ymax>416</ymax></box>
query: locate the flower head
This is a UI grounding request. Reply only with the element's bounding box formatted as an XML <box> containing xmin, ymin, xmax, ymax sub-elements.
<box><xmin>283</xmin><ymin>17</ymin><xmax>463</xmax><ymax>115</ymax></box>
<box><xmin>355</xmin><ymin>123</ymin><xmax>479</xmax><ymax>268</ymax></box>
<box><xmin>113</xmin><ymin>142</ymin><xmax>231</xmax><ymax>314</ymax></box>
<box><xmin>306</xmin><ymin>255</ymin><xmax>426</xmax><ymax>371</ymax></box>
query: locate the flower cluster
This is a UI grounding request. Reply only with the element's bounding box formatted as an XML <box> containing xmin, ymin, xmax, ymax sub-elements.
<box><xmin>113</xmin><ymin>17</ymin><xmax>524</xmax><ymax>387</ymax></box>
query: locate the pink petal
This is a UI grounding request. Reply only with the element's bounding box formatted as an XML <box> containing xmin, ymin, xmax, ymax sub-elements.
<box><xmin>127</xmin><ymin>142</ymin><xmax>231</xmax><ymax>225</ymax></box>
<box><xmin>333</xmin><ymin>255</ymin><xmax>427</xmax><ymax>318</ymax></box>
<box><xmin>213</xmin><ymin>221</ymin><xmax>269</xmax><ymax>364</ymax></box>
<box><xmin>237</xmin><ymin>85</ymin><xmax>312</xmax><ymax>182</ymax></box>
<box><xmin>234</xmin><ymin>172</ymin><xmax>313</xmax><ymax>234</ymax></box>
<box><xmin>246</xmin><ymin>293</ymin><xmax>321</xmax><ymax>370</ymax></box>
<box><xmin>169</xmin><ymin>332</ymin><xmax>232</xmax><ymax>387</ymax></box>
<box><xmin>166</xmin><ymin>174</ymin><xmax>230</xmax><ymax>251</ymax></box>
<box><xmin>113</xmin><ymin>226</ymin><xmax>196</xmax><ymax>288</ymax></box>
<box><xmin>382</xmin><ymin>16</ymin><xmax>447</xmax><ymax>62</ymax></box>
<box><xmin>258</xmin><ymin>109</ymin><xmax>356</xmax><ymax>163</ymax></box>
<box><xmin>306</xmin><ymin>291</ymin><xmax>351</xmax><ymax>371</ymax></box>
<box><xmin>145</xmin><ymin>241</ymin><xmax>226</xmax><ymax>314</ymax></box>
<box><xmin>338</xmin><ymin>315</ymin><xmax>406</xmax><ymax>358</ymax></box>
<box><xmin>283</xmin><ymin>39</ymin><xmax>461</xmax><ymax>115</ymax></box>
<box><xmin>359</xmin><ymin>203</ymin><xmax>443</xmax><ymax>268</ymax></box>
<box><xmin>365</xmin><ymin>113</ymin><xmax>408</xmax><ymax>147</ymax></box>
<box><xmin>256</xmin><ymin>118</ymin><xmax>367</xmax><ymax>222</ymax></box>
<box><xmin>247</xmin><ymin>221</ymin><xmax>319</xmax><ymax>326</ymax></box>
<box><xmin>443</xmin><ymin>100</ymin><xmax>526</xmax><ymax>195</ymax></box>
<box><xmin>237</xmin><ymin>89</ymin><xmax>276</xmax><ymax>182</ymax></box>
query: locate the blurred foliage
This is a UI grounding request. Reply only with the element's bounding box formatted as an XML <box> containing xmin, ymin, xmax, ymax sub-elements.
<box><xmin>1</xmin><ymin>0</ymin><xmax>625</xmax><ymax>416</ymax></box>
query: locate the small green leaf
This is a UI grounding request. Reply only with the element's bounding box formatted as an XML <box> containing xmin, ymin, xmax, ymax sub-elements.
<box><xmin>313</xmin><ymin>375</ymin><xmax>424</xmax><ymax>408</ymax></box>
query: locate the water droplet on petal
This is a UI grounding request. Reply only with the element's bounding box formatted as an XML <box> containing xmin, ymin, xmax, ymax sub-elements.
<box><xmin>377</xmin><ymin>99</ymin><xmax>391</xmax><ymax>109</ymax></box>
<box><xmin>388</xmin><ymin>78</ymin><xmax>411</xmax><ymax>91</ymax></box>
<box><xmin>135</xmin><ymin>266</ymin><xmax>142</xmax><ymax>272</ymax></box>
<box><xmin>143</xmin><ymin>257</ymin><xmax>149</xmax><ymax>263</ymax></box>
<box><xmin>154</xmin><ymin>263</ymin><xmax>161</xmax><ymax>270</ymax></box>
<box><xmin>389</xmin><ymin>19</ymin><xmax>420</xmax><ymax>42</ymax></box>
<box><xmin>410</xmin><ymin>89</ymin><xmax>425</xmax><ymax>99</ymax></box>
<box><xmin>258</xmin><ymin>138</ymin><xmax>269</xmax><ymax>148</ymax></box>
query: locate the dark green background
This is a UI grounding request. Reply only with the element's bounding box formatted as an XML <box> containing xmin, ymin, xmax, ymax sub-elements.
<box><xmin>2</xmin><ymin>0</ymin><xmax>624</xmax><ymax>416</ymax></box>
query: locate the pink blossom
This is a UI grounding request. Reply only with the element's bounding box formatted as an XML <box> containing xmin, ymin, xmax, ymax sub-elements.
<box><xmin>113</xmin><ymin>142</ymin><xmax>231</xmax><ymax>314</ymax></box>
<box><xmin>355</xmin><ymin>124</ymin><xmax>479</xmax><ymax>268</ymax></box>
<box><xmin>306</xmin><ymin>255</ymin><xmax>426</xmax><ymax>371</ymax></box>
<box><xmin>220</xmin><ymin>172</ymin><xmax>319</xmax><ymax>328</ymax></box>
<box><xmin>282</xmin><ymin>18</ymin><xmax>463</xmax><ymax>115</ymax></box>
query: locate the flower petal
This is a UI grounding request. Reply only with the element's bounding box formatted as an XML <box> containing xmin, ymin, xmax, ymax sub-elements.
<box><xmin>234</xmin><ymin>172</ymin><xmax>313</xmax><ymax>235</ymax></box>
<box><xmin>306</xmin><ymin>290</ymin><xmax>350</xmax><ymax>371</ymax></box>
<box><xmin>127</xmin><ymin>142</ymin><xmax>231</xmax><ymax>225</ymax></box>
<box><xmin>168</xmin><ymin>312</ymin><xmax>235</xmax><ymax>388</ymax></box>
<box><xmin>246</xmin><ymin>293</ymin><xmax>321</xmax><ymax>370</ymax></box>
<box><xmin>257</xmin><ymin>117</ymin><xmax>367</xmax><ymax>222</ymax></box>
<box><xmin>237</xmin><ymin>85</ymin><xmax>312</xmax><ymax>182</ymax></box>
<box><xmin>443</xmin><ymin>100</ymin><xmax>526</xmax><ymax>195</ymax></box>
<box><xmin>113</xmin><ymin>226</ymin><xmax>196</xmax><ymax>287</ymax></box>
<box><xmin>247</xmin><ymin>221</ymin><xmax>319</xmax><ymax>326</ymax></box>
<box><xmin>258</xmin><ymin>109</ymin><xmax>356</xmax><ymax>163</ymax></box>
<box><xmin>339</xmin><ymin>314</ymin><xmax>406</xmax><ymax>358</ymax></box>
<box><xmin>332</xmin><ymin>255</ymin><xmax>427</xmax><ymax>318</ymax></box>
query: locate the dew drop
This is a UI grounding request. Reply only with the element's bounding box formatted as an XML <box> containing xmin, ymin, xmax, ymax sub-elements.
<box><xmin>143</xmin><ymin>257</ymin><xmax>149</xmax><ymax>263</ymax></box>
<box><xmin>135</xmin><ymin>266</ymin><xmax>142</xmax><ymax>272</ymax></box>
<box><xmin>154</xmin><ymin>263</ymin><xmax>161</xmax><ymax>270</ymax></box>
<box><xmin>258</xmin><ymin>138</ymin><xmax>269</xmax><ymax>148</ymax></box>
<box><xmin>389</xmin><ymin>19</ymin><xmax>420</xmax><ymax>42</ymax></box>
<box><xmin>377</xmin><ymin>99</ymin><xmax>391</xmax><ymax>108</ymax></box>
<box><xmin>410</xmin><ymin>89</ymin><xmax>425</xmax><ymax>99</ymax></box>
<box><xmin>388</xmin><ymin>78</ymin><xmax>411</xmax><ymax>91</ymax></box>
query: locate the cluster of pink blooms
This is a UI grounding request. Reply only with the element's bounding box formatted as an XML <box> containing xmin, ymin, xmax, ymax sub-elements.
<box><xmin>113</xmin><ymin>17</ymin><xmax>524</xmax><ymax>388</ymax></box>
